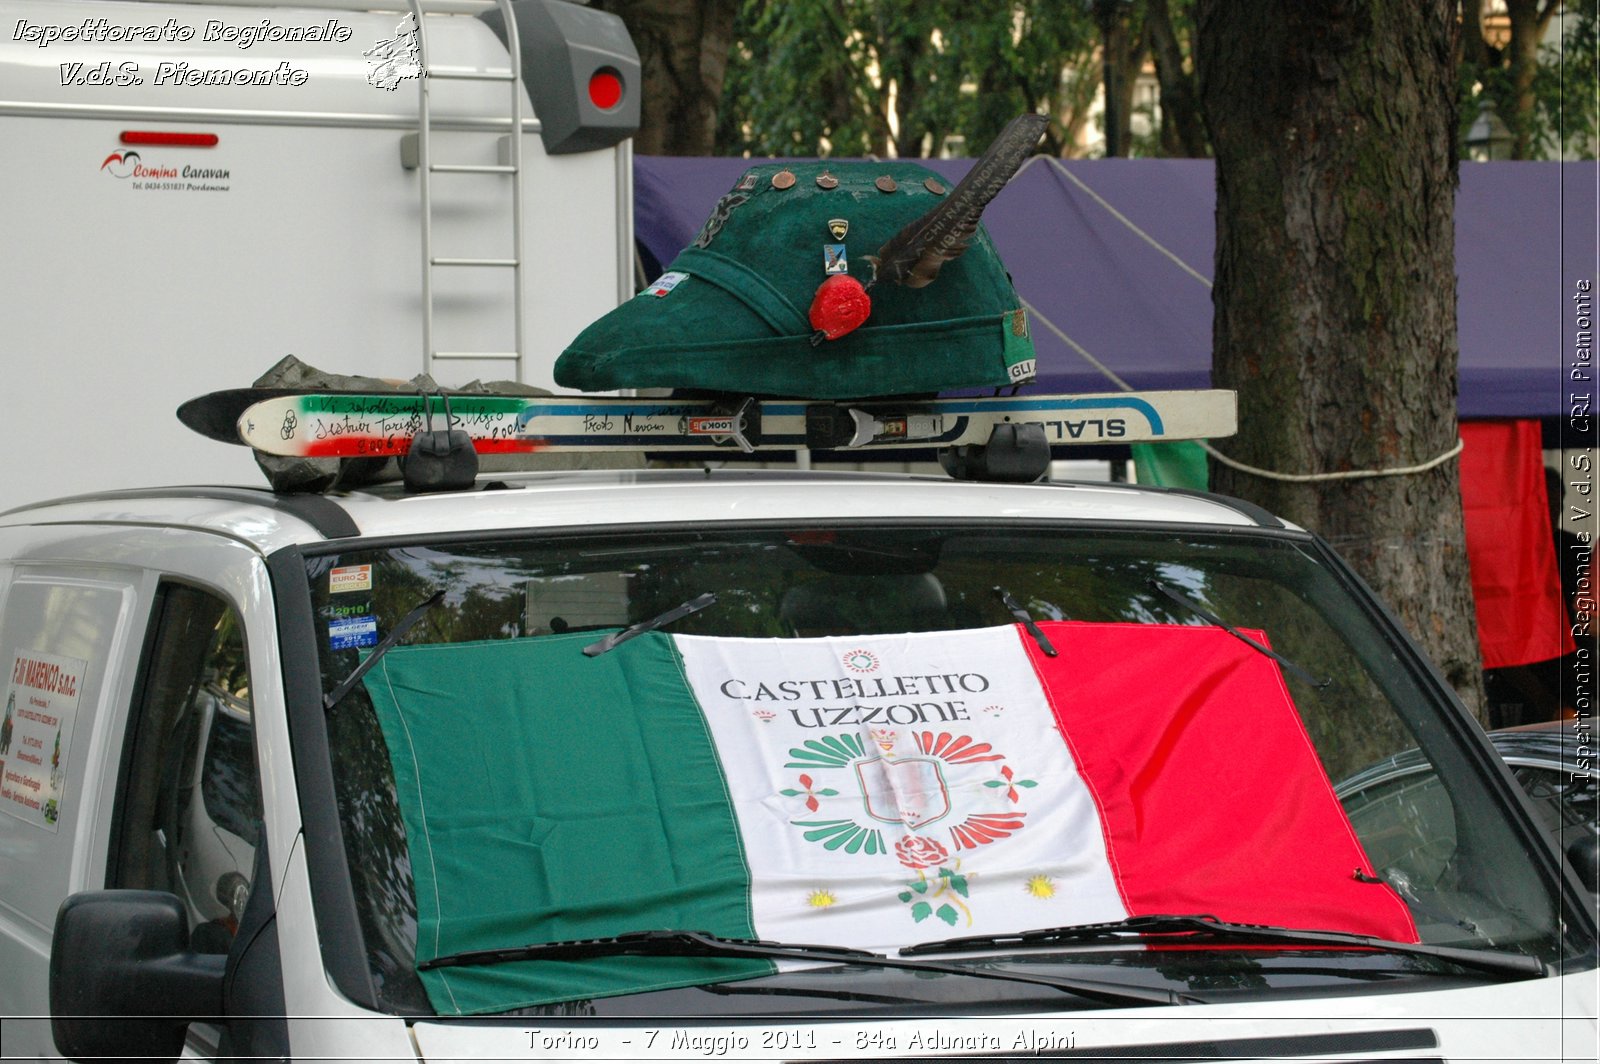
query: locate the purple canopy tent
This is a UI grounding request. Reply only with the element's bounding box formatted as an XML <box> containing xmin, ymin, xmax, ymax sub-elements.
<box><xmin>633</xmin><ymin>157</ymin><xmax>1595</xmax><ymax>420</ymax></box>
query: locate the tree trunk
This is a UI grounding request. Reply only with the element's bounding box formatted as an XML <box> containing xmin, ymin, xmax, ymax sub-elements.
<box><xmin>1057</xmin><ymin>59</ymin><xmax>1101</xmax><ymax>158</ymax></box>
<box><xmin>1099</xmin><ymin>10</ymin><xmax>1139</xmax><ymax>156</ymax></box>
<box><xmin>599</xmin><ymin>0</ymin><xmax>737</xmax><ymax>155</ymax></box>
<box><xmin>1195</xmin><ymin>1</ymin><xmax>1487</xmax><ymax>718</ymax></box>
<box><xmin>1460</xmin><ymin>0</ymin><xmax>1492</xmax><ymax>69</ymax></box>
<box><xmin>1114</xmin><ymin>21</ymin><xmax>1143</xmax><ymax>155</ymax></box>
<box><xmin>1146</xmin><ymin>0</ymin><xmax>1209</xmax><ymax>157</ymax></box>
<box><xmin>1503</xmin><ymin>0</ymin><xmax>1562</xmax><ymax>158</ymax></box>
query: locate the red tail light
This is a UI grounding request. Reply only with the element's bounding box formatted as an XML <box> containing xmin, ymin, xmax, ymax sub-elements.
<box><xmin>587</xmin><ymin>70</ymin><xmax>623</xmax><ymax>111</ymax></box>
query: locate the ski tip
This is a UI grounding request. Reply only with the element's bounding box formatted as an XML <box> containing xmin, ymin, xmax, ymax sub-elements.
<box><xmin>176</xmin><ymin>389</ymin><xmax>275</xmax><ymax>444</ymax></box>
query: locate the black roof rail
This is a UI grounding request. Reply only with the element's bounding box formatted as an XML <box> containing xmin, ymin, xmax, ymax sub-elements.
<box><xmin>1</xmin><ymin>486</ymin><xmax>362</xmax><ymax>540</ymax></box>
<box><xmin>1141</xmin><ymin>485</ymin><xmax>1286</xmax><ymax>529</ymax></box>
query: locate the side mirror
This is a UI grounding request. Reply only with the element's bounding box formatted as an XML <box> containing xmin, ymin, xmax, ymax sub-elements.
<box><xmin>1568</xmin><ymin>834</ymin><xmax>1599</xmax><ymax>894</ymax></box>
<box><xmin>50</xmin><ymin>891</ymin><xmax>226</xmax><ymax>1063</ymax></box>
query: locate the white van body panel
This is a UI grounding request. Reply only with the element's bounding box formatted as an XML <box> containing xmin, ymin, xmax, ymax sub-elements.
<box><xmin>0</xmin><ymin>0</ymin><xmax>632</xmax><ymax>509</ymax></box>
<box><xmin>412</xmin><ymin>975</ymin><xmax>1599</xmax><ymax>1061</ymax></box>
<box><xmin>0</xmin><ymin>524</ymin><xmax>298</xmax><ymax>1060</ymax></box>
<box><xmin>270</xmin><ymin>836</ymin><xmax>418</xmax><ymax>1062</ymax></box>
<box><xmin>0</xmin><ymin>567</ymin><xmax>143</xmax><ymax>1056</ymax></box>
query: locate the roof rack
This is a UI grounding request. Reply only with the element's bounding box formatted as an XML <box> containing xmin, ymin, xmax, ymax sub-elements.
<box><xmin>0</xmin><ymin>486</ymin><xmax>361</xmax><ymax>540</ymax></box>
<box><xmin>179</xmin><ymin>386</ymin><xmax>1239</xmax><ymax>495</ymax></box>
<box><xmin>1144</xmin><ymin>486</ymin><xmax>1285</xmax><ymax>529</ymax></box>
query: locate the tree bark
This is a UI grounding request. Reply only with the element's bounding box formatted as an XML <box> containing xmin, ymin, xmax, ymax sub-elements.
<box><xmin>598</xmin><ymin>0</ymin><xmax>737</xmax><ymax>155</ymax></box>
<box><xmin>1195</xmin><ymin>1</ymin><xmax>1487</xmax><ymax>717</ymax></box>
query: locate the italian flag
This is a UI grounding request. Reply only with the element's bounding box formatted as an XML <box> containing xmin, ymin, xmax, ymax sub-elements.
<box><xmin>364</xmin><ymin>622</ymin><xmax>1415</xmax><ymax>1015</ymax></box>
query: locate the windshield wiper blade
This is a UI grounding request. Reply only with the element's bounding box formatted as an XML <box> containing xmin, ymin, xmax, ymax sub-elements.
<box><xmin>416</xmin><ymin>929</ymin><xmax>1186</xmax><ymax>1007</ymax></box>
<box><xmin>900</xmin><ymin>914</ymin><xmax>1547</xmax><ymax>979</ymax></box>
<box><xmin>324</xmin><ymin>588</ymin><xmax>445</xmax><ymax>710</ymax></box>
<box><xmin>419</xmin><ymin>929</ymin><xmax>874</xmax><ymax>969</ymax></box>
<box><xmin>584</xmin><ymin>593</ymin><xmax>717</xmax><ymax>657</ymax></box>
<box><xmin>1148</xmin><ymin>580</ymin><xmax>1332</xmax><ymax>689</ymax></box>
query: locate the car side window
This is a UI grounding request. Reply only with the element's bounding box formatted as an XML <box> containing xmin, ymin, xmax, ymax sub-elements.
<box><xmin>109</xmin><ymin>584</ymin><xmax>261</xmax><ymax>955</ymax></box>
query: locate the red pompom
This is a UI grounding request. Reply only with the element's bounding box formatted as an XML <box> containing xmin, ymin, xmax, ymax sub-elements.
<box><xmin>808</xmin><ymin>274</ymin><xmax>872</xmax><ymax>341</ymax></box>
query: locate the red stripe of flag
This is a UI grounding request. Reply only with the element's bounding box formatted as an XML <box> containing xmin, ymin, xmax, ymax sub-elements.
<box><xmin>1022</xmin><ymin>621</ymin><xmax>1418</xmax><ymax>943</ymax></box>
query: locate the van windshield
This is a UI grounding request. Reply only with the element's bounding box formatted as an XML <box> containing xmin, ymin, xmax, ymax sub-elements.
<box><xmin>302</xmin><ymin>524</ymin><xmax>1579</xmax><ymax>1017</ymax></box>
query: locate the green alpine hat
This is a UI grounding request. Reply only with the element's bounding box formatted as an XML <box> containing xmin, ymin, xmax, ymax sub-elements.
<box><xmin>554</xmin><ymin>160</ymin><xmax>1037</xmax><ymax>400</ymax></box>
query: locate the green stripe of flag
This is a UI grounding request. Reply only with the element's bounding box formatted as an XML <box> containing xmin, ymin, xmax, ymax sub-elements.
<box><xmin>365</xmin><ymin>631</ymin><xmax>771</xmax><ymax>1014</ymax></box>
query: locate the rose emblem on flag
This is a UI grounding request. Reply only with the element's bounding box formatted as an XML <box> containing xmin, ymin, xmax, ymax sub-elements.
<box><xmin>894</xmin><ymin>835</ymin><xmax>950</xmax><ymax>869</ymax></box>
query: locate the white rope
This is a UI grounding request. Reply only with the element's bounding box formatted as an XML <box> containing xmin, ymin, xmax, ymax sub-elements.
<box><xmin>1019</xmin><ymin>296</ymin><xmax>1135</xmax><ymax>392</ymax></box>
<box><xmin>1017</xmin><ymin>296</ymin><xmax>1466</xmax><ymax>483</ymax></box>
<box><xmin>1020</xmin><ymin>154</ymin><xmax>1214</xmax><ymax>289</ymax></box>
<box><xmin>1202</xmin><ymin>436</ymin><xmax>1466</xmax><ymax>482</ymax></box>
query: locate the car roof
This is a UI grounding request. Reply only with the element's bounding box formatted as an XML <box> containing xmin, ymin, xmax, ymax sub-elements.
<box><xmin>0</xmin><ymin>469</ymin><xmax>1292</xmax><ymax>555</ymax></box>
<box><xmin>1491</xmin><ymin>719</ymin><xmax>1598</xmax><ymax>772</ymax></box>
<box><xmin>1336</xmin><ymin>720</ymin><xmax>1599</xmax><ymax>795</ymax></box>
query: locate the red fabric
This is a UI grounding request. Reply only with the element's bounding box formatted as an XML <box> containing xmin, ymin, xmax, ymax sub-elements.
<box><xmin>1024</xmin><ymin>621</ymin><xmax>1419</xmax><ymax>943</ymax></box>
<box><xmin>1460</xmin><ymin>420</ymin><xmax>1575</xmax><ymax>669</ymax></box>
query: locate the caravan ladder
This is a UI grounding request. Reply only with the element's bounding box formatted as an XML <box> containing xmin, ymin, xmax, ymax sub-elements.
<box><xmin>406</xmin><ymin>0</ymin><xmax>526</xmax><ymax>380</ymax></box>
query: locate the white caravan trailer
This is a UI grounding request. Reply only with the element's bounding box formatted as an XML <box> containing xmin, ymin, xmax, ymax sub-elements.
<box><xmin>0</xmin><ymin>0</ymin><xmax>640</xmax><ymax>507</ymax></box>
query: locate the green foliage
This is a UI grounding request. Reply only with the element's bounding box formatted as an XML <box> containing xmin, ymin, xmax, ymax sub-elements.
<box><xmin>716</xmin><ymin>0</ymin><xmax>1591</xmax><ymax>162</ymax></box>
<box><xmin>921</xmin><ymin>1</ymin><xmax>1097</xmax><ymax>156</ymax></box>
<box><xmin>1548</xmin><ymin>7</ymin><xmax>1599</xmax><ymax>158</ymax></box>
<box><xmin>1460</xmin><ymin>4</ymin><xmax>1595</xmax><ymax>160</ymax></box>
<box><xmin>716</xmin><ymin>0</ymin><xmax>1096</xmax><ymax>158</ymax></box>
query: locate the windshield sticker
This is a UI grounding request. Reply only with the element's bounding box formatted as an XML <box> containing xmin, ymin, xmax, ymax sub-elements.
<box><xmin>329</xmin><ymin>564</ymin><xmax>373</xmax><ymax>594</ymax></box>
<box><xmin>0</xmin><ymin>649</ymin><xmax>86</xmax><ymax>833</ymax></box>
<box><xmin>329</xmin><ymin>615</ymin><xmax>379</xmax><ymax>651</ymax></box>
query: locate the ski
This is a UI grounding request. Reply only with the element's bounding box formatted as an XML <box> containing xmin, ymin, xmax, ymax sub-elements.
<box><xmin>180</xmin><ymin>388</ymin><xmax>1236</xmax><ymax>458</ymax></box>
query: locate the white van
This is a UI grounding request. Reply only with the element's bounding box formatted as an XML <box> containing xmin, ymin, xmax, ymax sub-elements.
<box><xmin>0</xmin><ymin>466</ymin><xmax>1594</xmax><ymax>1061</ymax></box>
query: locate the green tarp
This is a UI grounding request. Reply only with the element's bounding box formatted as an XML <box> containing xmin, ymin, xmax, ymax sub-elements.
<box><xmin>1130</xmin><ymin>439</ymin><xmax>1209</xmax><ymax>489</ymax></box>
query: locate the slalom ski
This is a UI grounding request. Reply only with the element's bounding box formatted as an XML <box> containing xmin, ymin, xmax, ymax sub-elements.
<box><xmin>179</xmin><ymin>388</ymin><xmax>1236</xmax><ymax>458</ymax></box>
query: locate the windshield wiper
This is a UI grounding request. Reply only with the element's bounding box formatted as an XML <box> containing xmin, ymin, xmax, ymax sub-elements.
<box><xmin>995</xmin><ymin>586</ymin><xmax>1059</xmax><ymax>657</ymax></box>
<box><xmin>900</xmin><ymin>914</ymin><xmax>1547</xmax><ymax>980</ymax></box>
<box><xmin>1148</xmin><ymin>580</ymin><xmax>1332</xmax><ymax>689</ymax></box>
<box><xmin>417</xmin><ymin>929</ymin><xmax>1187</xmax><ymax>1007</ymax></box>
<box><xmin>584</xmin><ymin>593</ymin><xmax>717</xmax><ymax>657</ymax></box>
<box><xmin>324</xmin><ymin>588</ymin><xmax>445</xmax><ymax>710</ymax></box>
